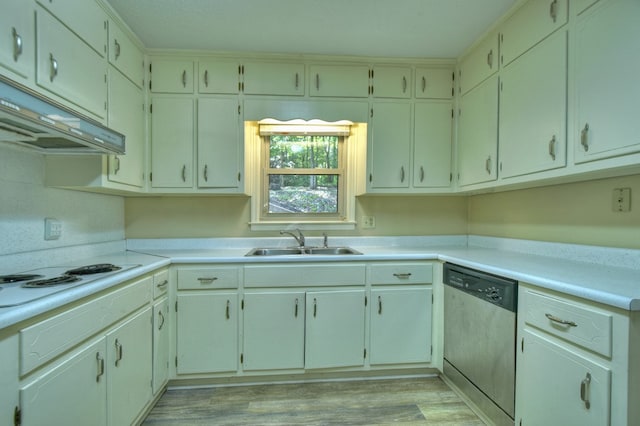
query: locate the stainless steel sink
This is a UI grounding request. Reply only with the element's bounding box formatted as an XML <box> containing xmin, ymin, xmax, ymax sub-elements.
<box><xmin>245</xmin><ymin>247</ymin><xmax>361</xmax><ymax>256</ymax></box>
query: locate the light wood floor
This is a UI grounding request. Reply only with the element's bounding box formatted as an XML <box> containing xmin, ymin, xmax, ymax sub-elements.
<box><xmin>142</xmin><ymin>377</ymin><xmax>485</xmax><ymax>425</ymax></box>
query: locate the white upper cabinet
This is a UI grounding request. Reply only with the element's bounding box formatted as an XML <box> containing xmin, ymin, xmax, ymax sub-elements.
<box><xmin>500</xmin><ymin>0</ymin><xmax>568</xmax><ymax>67</ymax></box>
<box><xmin>371</xmin><ymin>66</ymin><xmax>411</xmax><ymax>98</ymax></box>
<box><xmin>457</xmin><ymin>75</ymin><xmax>499</xmax><ymax>187</ymax></box>
<box><xmin>198</xmin><ymin>59</ymin><xmax>240</xmax><ymax>94</ymax></box>
<box><xmin>243</xmin><ymin>62</ymin><xmax>305</xmax><ymax>96</ymax></box>
<box><xmin>108</xmin><ymin>20</ymin><xmax>144</xmax><ymax>88</ymax></box>
<box><xmin>415</xmin><ymin>67</ymin><xmax>453</xmax><ymax>99</ymax></box>
<box><xmin>0</xmin><ymin>0</ymin><xmax>35</xmax><ymax>81</ymax></box>
<box><xmin>573</xmin><ymin>0</ymin><xmax>640</xmax><ymax>163</ymax></box>
<box><xmin>36</xmin><ymin>6</ymin><xmax>107</xmax><ymax>120</ymax></box>
<box><xmin>309</xmin><ymin>64</ymin><xmax>370</xmax><ymax>97</ymax></box>
<box><xmin>499</xmin><ymin>31</ymin><xmax>567</xmax><ymax>179</ymax></box>
<box><xmin>414</xmin><ymin>102</ymin><xmax>452</xmax><ymax>188</ymax></box>
<box><xmin>458</xmin><ymin>32</ymin><xmax>499</xmax><ymax>95</ymax></box>
<box><xmin>150</xmin><ymin>59</ymin><xmax>194</xmax><ymax>93</ymax></box>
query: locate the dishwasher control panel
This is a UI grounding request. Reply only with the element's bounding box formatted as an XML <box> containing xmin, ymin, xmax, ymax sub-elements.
<box><xmin>443</xmin><ymin>263</ymin><xmax>517</xmax><ymax>311</ymax></box>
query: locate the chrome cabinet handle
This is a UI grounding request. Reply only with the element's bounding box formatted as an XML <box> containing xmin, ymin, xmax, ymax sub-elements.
<box><xmin>485</xmin><ymin>156</ymin><xmax>492</xmax><ymax>174</ymax></box>
<box><xmin>549</xmin><ymin>135</ymin><xmax>557</xmax><ymax>160</ymax></box>
<box><xmin>96</xmin><ymin>353</ymin><xmax>105</xmax><ymax>382</ymax></box>
<box><xmin>580</xmin><ymin>372</ymin><xmax>591</xmax><ymax>409</ymax></box>
<box><xmin>400</xmin><ymin>166</ymin><xmax>405</xmax><ymax>183</ymax></box>
<box><xmin>315</xmin><ymin>74</ymin><xmax>320</xmax><ymax>91</ymax></box>
<box><xmin>420</xmin><ymin>166</ymin><xmax>425</xmax><ymax>182</ymax></box>
<box><xmin>113</xmin><ymin>156</ymin><xmax>121</xmax><ymax>174</ymax></box>
<box><xmin>549</xmin><ymin>0</ymin><xmax>559</xmax><ymax>23</ymax></box>
<box><xmin>313</xmin><ymin>298</ymin><xmax>317</xmax><ymax>318</ymax></box>
<box><xmin>487</xmin><ymin>49</ymin><xmax>494</xmax><ymax>69</ymax></box>
<box><xmin>294</xmin><ymin>298</ymin><xmax>299</xmax><ymax>318</ymax></box>
<box><xmin>225</xmin><ymin>300</ymin><xmax>230</xmax><ymax>320</ymax></box>
<box><xmin>114</xmin><ymin>39</ymin><xmax>121</xmax><ymax>60</ymax></box>
<box><xmin>12</xmin><ymin>27</ymin><xmax>22</xmax><ymax>62</ymax></box>
<box><xmin>181</xmin><ymin>165</ymin><xmax>187</xmax><ymax>182</ymax></box>
<box><xmin>545</xmin><ymin>313</ymin><xmax>577</xmax><ymax>327</ymax></box>
<box><xmin>295</xmin><ymin>72</ymin><xmax>299</xmax><ymax>89</ymax></box>
<box><xmin>157</xmin><ymin>309</ymin><xmax>165</xmax><ymax>330</ymax></box>
<box><xmin>204</xmin><ymin>70</ymin><xmax>209</xmax><ymax>87</ymax></box>
<box><xmin>581</xmin><ymin>123</ymin><xmax>590</xmax><ymax>151</ymax></box>
<box><xmin>156</xmin><ymin>279</ymin><xmax>168</xmax><ymax>289</ymax></box>
<box><xmin>393</xmin><ymin>272</ymin><xmax>412</xmax><ymax>279</ymax></box>
<box><xmin>182</xmin><ymin>70</ymin><xmax>187</xmax><ymax>87</ymax></box>
<box><xmin>378</xmin><ymin>296</ymin><xmax>382</xmax><ymax>315</ymax></box>
<box><xmin>115</xmin><ymin>339</ymin><xmax>123</xmax><ymax>367</ymax></box>
<box><xmin>421</xmin><ymin>76</ymin><xmax>426</xmax><ymax>93</ymax></box>
<box><xmin>197</xmin><ymin>277</ymin><xmax>218</xmax><ymax>284</ymax></box>
<box><xmin>402</xmin><ymin>76</ymin><xmax>407</xmax><ymax>93</ymax></box>
<box><xmin>49</xmin><ymin>53</ymin><xmax>58</xmax><ymax>82</ymax></box>
<box><xmin>203</xmin><ymin>164</ymin><xmax>208</xmax><ymax>182</ymax></box>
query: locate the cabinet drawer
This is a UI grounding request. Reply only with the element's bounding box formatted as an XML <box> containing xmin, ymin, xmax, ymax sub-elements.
<box><xmin>244</xmin><ymin>263</ymin><xmax>366</xmax><ymax>287</ymax></box>
<box><xmin>521</xmin><ymin>289</ymin><xmax>612</xmax><ymax>357</ymax></box>
<box><xmin>20</xmin><ymin>276</ymin><xmax>152</xmax><ymax>375</ymax></box>
<box><xmin>369</xmin><ymin>263</ymin><xmax>433</xmax><ymax>285</ymax></box>
<box><xmin>153</xmin><ymin>268</ymin><xmax>169</xmax><ymax>298</ymax></box>
<box><xmin>178</xmin><ymin>266</ymin><xmax>240</xmax><ymax>290</ymax></box>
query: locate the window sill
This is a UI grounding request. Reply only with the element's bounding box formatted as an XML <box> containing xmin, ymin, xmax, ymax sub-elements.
<box><xmin>249</xmin><ymin>221</ymin><xmax>357</xmax><ymax>232</ymax></box>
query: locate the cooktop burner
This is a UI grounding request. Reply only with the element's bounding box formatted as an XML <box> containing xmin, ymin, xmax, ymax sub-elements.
<box><xmin>65</xmin><ymin>263</ymin><xmax>122</xmax><ymax>275</ymax></box>
<box><xmin>0</xmin><ymin>274</ymin><xmax>44</xmax><ymax>284</ymax></box>
<box><xmin>22</xmin><ymin>275</ymin><xmax>81</xmax><ymax>288</ymax></box>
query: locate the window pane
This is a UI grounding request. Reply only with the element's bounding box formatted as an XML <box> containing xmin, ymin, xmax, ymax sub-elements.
<box><xmin>268</xmin><ymin>174</ymin><xmax>339</xmax><ymax>213</ymax></box>
<box><xmin>269</xmin><ymin>135</ymin><xmax>339</xmax><ymax>169</ymax></box>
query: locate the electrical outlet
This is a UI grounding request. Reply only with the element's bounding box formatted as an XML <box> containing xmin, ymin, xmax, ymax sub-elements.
<box><xmin>612</xmin><ymin>188</ymin><xmax>631</xmax><ymax>212</ymax></box>
<box><xmin>361</xmin><ymin>215</ymin><xmax>376</xmax><ymax>229</ymax></box>
<box><xmin>45</xmin><ymin>218</ymin><xmax>62</xmax><ymax>240</ymax></box>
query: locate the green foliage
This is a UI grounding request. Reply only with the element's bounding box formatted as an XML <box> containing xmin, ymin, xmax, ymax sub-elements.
<box><xmin>269</xmin><ymin>187</ymin><xmax>338</xmax><ymax>213</ymax></box>
<box><xmin>269</xmin><ymin>135</ymin><xmax>339</xmax><ymax>169</ymax></box>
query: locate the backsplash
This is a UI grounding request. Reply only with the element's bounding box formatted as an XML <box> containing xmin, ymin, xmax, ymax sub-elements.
<box><xmin>0</xmin><ymin>145</ymin><xmax>125</xmax><ymax>258</ymax></box>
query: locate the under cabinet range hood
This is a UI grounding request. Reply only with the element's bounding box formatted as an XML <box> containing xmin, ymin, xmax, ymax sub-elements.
<box><xmin>0</xmin><ymin>76</ymin><xmax>125</xmax><ymax>155</ymax></box>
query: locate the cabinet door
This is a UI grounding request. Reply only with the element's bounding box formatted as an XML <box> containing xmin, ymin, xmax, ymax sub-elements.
<box><xmin>309</xmin><ymin>64</ymin><xmax>369</xmax><ymax>97</ymax></box>
<box><xmin>176</xmin><ymin>292</ymin><xmax>238</xmax><ymax>374</ymax></box>
<box><xmin>369</xmin><ymin>102</ymin><xmax>411</xmax><ymax>189</ymax></box>
<box><xmin>150</xmin><ymin>97</ymin><xmax>194</xmax><ymax>188</ymax></box>
<box><xmin>499</xmin><ymin>32</ymin><xmax>567</xmax><ymax>179</ymax></box>
<box><xmin>0</xmin><ymin>0</ymin><xmax>35</xmax><ymax>80</ymax></box>
<box><xmin>20</xmin><ymin>338</ymin><xmax>107</xmax><ymax>426</ymax></box>
<box><xmin>108</xmin><ymin>20</ymin><xmax>144</xmax><ymax>88</ymax></box>
<box><xmin>413</xmin><ymin>102</ymin><xmax>452</xmax><ymax>188</ymax></box>
<box><xmin>108</xmin><ymin>67</ymin><xmax>144</xmax><ymax>188</ymax></box>
<box><xmin>106</xmin><ymin>308</ymin><xmax>152</xmax><ymax>426</ymax></box>
<box><xmin>372</xmin><ymin>66</ymin><xmax>411</xmax><ymax>99</ymax></box>
<box><xmin>573</xmin><ymin>0</ymin><xmax>640</xmax><ymax>163</ymax></box>
<box><xmin>198</xmin><ymin>60</ymin><xmax>240</xmax><ymax>94</ymax></box>
<box><xmin>415</xmin><ymin>68</ymin><xmax>453</xmax><ymax>99</ymax></box>
<box><xmin>517</xmin><ymin>329</ymin><xmax>611</xmax><ymax>426</ymax></box>
<box><xmin>36</xmin><ymin>0</ymin><xmax>107</xmax><ymax>56</ymax></box>
<box><xmin>370</xmin><ymin>287</ymin><xmax>432</xmax><ymax>365</ymax></box>
<box><xmin>152</xmin><ymin>297</ymin><xmax>170</xmax><ymax>394</ymax></box>
<box><xmin>243</xmin><ymin>62</ymin><xmax>305</xmax><ymax>96</ymax></box>
<box><xmin>500</xmin><ymin>0</ymin><xmax>568</xmax><ymax>66</ymax></box>
<box><xmin>242</xmin><ymin>291</ymin><xmax>305</xmax><ymax>371</ymax></box>
<box><xmin>305</xmin><ymin>290</ymin><xmax>365</xmax><ymax>369</ymax></box>
<box><xmin>458</xmin><ymin>32</ymin><xmax>499</xmax><ymax>95</ymax></box>
<box><xmin>197</xmin><ymin>97</ymin><xmax>242</xmax><ymax>189</ymax></box>
<box><xmin>150</xmin><ymin>59</ymin><xmax>194</xmax><ymax>93</ymax></box>
<box><xmin>36</xmin><ymin>7</ymin><xmax>107</xmax><ymax>120</ymax></box>
<box><xmin>457</xmin><ymin>75</ymin><xmax>498</xmax><ymax>186</ymax></box>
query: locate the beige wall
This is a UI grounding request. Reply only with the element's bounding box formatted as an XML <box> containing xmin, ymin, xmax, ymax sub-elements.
<box><xmin>124</xmin><ymin>195</ymin><xmax>469</xmax><ymax>238</ymax></box>
<box><xmin>467</xmin><ymin>174</ymin><xmax>640</xmax><ymax>249</ymax></box>
<box><xmin>124</xmin><ymin>174</ymin><xmax>640</xmax><ymax>249</ymax></box>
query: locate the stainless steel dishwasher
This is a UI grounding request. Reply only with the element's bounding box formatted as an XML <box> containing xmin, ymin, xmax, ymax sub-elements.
<box><xmin>442</xmin><ymin>263</ymin><xmax>517</xmax><ymax>426</ymax></box>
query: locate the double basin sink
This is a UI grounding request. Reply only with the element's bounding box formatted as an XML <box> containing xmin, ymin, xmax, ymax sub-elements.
<box><xmin>246</xmin><ymin>247</ymin><xmax>362</xmax><ymax>256</ymax></box>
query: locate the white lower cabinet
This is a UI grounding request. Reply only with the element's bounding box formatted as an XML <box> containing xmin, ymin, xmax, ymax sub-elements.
<box><xmin>242</xmin><ymin>291</ymin><xmax>305</xmax><ymax>371</ymax></box>
<box><xmin>305</xmin><ymin>289</ymin><xmax>366</xmax><ymax>369</ymax></box>
<box><xmin>152</xmin><ymin>297</ymin><xmax>170</xmax><ymax>394</ymax></box>
<box><xmin>176</xmin><ymin>292</ymin><xmax>238</xmax><ymax>374</ymax></box>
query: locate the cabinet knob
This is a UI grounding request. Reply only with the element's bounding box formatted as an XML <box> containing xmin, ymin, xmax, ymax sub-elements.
<box><xmin>12</xmin><ymin>27</ymin><xmax>22</xmax><ymax>62</ymax></box>
<box><xmin>181</xmin><ymin>164</ymin><xmax>187</xmax><ymax>182</ymax></box>
<box><xmin>580</xmin><ymin>123</ymin><xmax>590</xmax><ymax>152</ymax></box>
<box><xmin>182</xmin><ymin>70</ymin><xmax>187</xmax><ymax>88</ymax></box>
<box><xmin>114</xmin><ymin>39</ymin><xmax>121</xmax><ymax>60</ymax></box>
<box><xmin>548</xmin><ymin>135</ymin><xmax>557</xmax><ymax>160</ymax></box>
<box><xmin>549</xmin><ymin>0</ymin><xmax>559</xmax><ymax>23</ymax></box>
<box><xmin>487</xmin><ymin>49</ymin><xmax>494</xmax><ymax>69</ymax></box>
<box><xmin>580</xmin><ymin>372</ymin><xmax>591</xmax><ymax>409</ymax></box>
<box><xmin>49</xmin><ymin>53</ymin><xmax>58</xmax><ymax>82</ymax></box>
<box><xmin>96</xmin><ymin>352</ymin><xmax>105</xmax><ymax>382</ymax></box>
<box><xmin>203</xmin><ymin>164</ymin><xmax>208</xmax><ymax>182</ymax></box>
<box><xmin>204</xmin><ymin>70</ymin><xmax>209</xmax><ymax>87</ymax></box>
<box><xmin>485</xmin><ymin>156</ymin><xmax>492</xmax><ymax>174</ymax></box>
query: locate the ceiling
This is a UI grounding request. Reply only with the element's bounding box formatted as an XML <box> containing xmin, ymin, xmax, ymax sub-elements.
<box><xmin>105</xmin><ymin>0</ymin><xmax>517</xmax><ymax>59</ymax></box>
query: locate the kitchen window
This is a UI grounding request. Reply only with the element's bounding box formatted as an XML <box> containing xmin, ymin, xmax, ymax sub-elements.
<box><xmin>246</xmin><ymin>119</ymin><xmax>366</xmax><ymax>230</ymax></box>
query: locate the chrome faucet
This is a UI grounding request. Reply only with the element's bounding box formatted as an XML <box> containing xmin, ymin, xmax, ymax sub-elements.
<box><xmin>280</xmin><ymin>229</ymin><xmax>305</xmax><ymax>247</ymax></box>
